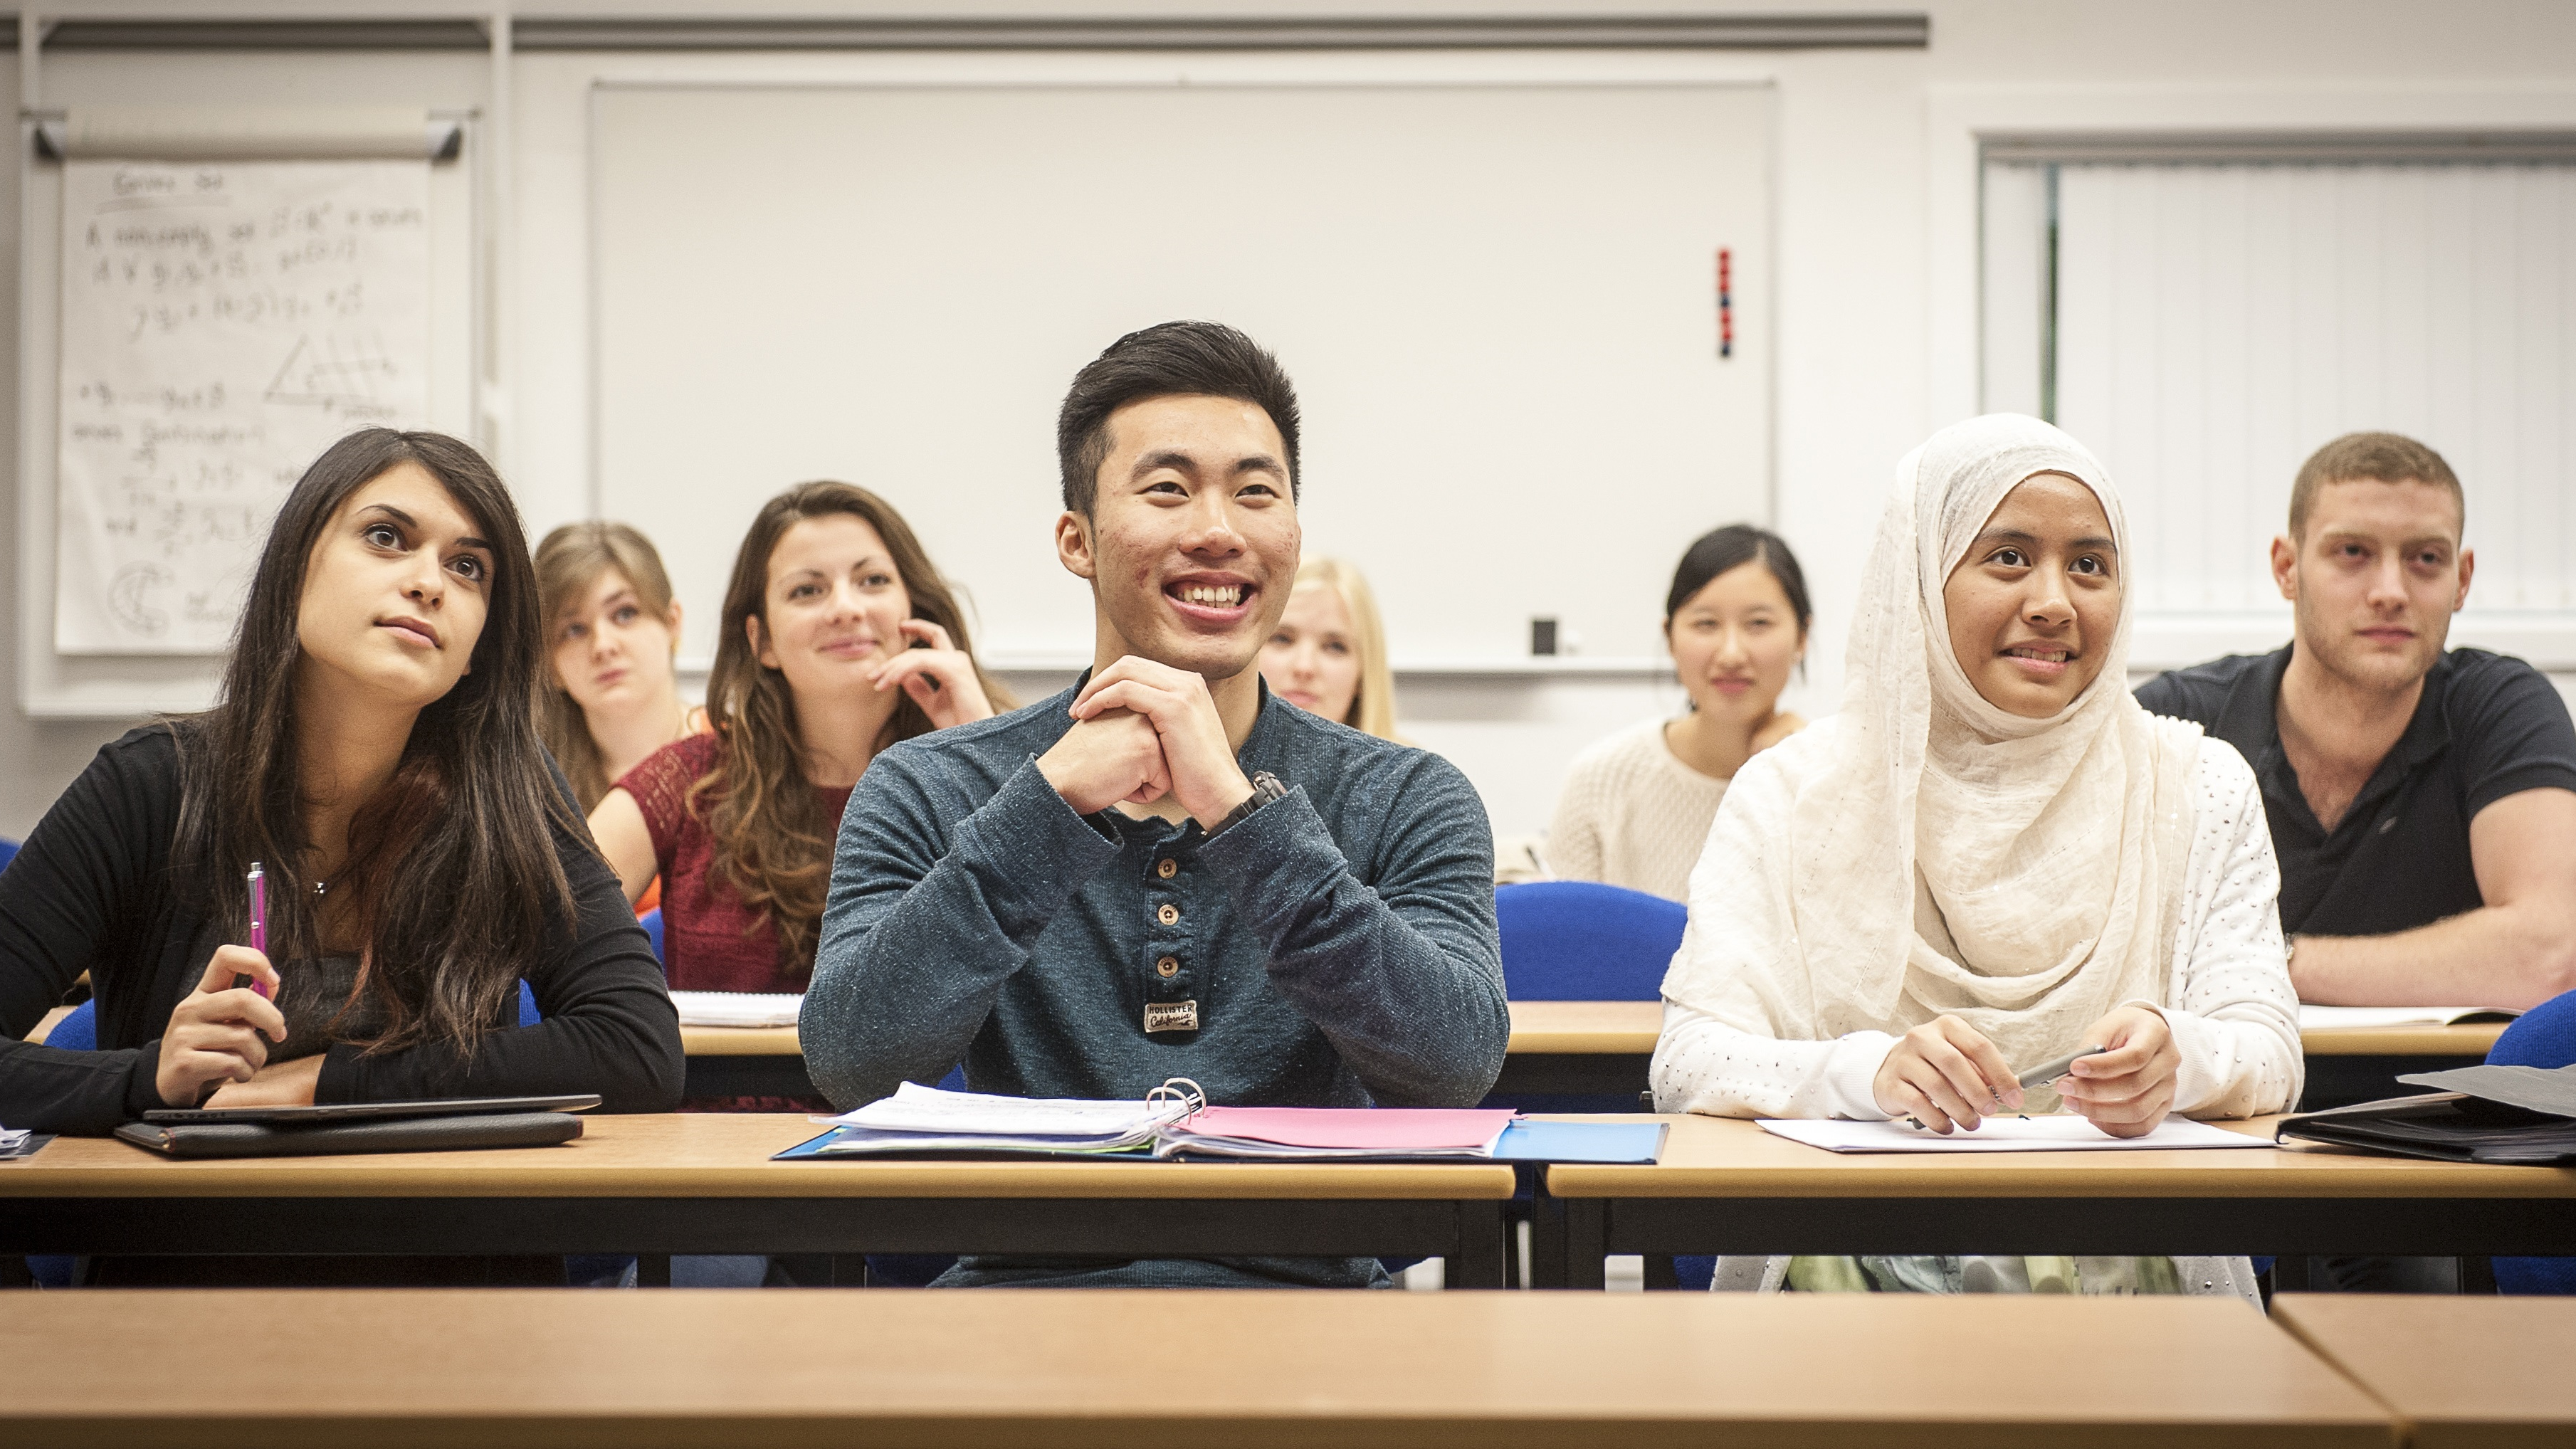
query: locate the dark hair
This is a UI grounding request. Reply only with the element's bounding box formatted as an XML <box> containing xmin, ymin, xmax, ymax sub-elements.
<box><xmin>1055</xmin><ymin>320</ymin><xmax>1302</xmax><ymax>515</ymax></box>
<box><xmin>170</xmin><ymin>428</ymin><xmax>579</xmax><ymax>1057</ymax></box>
<box><xmin>2291</xmin><ymin>431</ymin><xmax>2463</xmax><ymax>540</ymax></box>
<box><xmin>700</xmin><ymin>481</ymin><xmax>1006</xmax><ymax>976</ymax></box>
<box><xmin>1665</xmin><ymin>525</ymin><xmax>1813</xmax><ymax>635</ymax></box>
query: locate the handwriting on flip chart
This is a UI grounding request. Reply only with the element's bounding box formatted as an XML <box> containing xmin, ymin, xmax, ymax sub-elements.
<box><xmin>56</xmin><ymin>159</ymin><xmax>430</xmax><ymax>653</ymax></box>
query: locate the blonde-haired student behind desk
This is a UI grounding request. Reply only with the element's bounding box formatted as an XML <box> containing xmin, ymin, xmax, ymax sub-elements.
<box><xmin>1260</xmin><ymin>557</ymin><xmax>1404</xmax><ymax>741</ymax></box>
<box><xmin>0</xmin><ymin>430</ymin><xmax>683</xmax><ymax>1283</ymax></box>
<box><xmin>1546</xmin><ymin>525</ymin><xmax>1809</xmax><ymax>902</ymax></box>
<box><xmin>537</xmin><ymin>520</ymin><xmax>703</xmax><ymax>919</ymax></box>
<box><xmin>537</xmin><ymin>520</ymin><xmax>700</xmax><ymax>816</ymax></box>
<box><xmin>1651</xmin><ymin>416</ymin><xmax>2301</xmax><ymax>1298</ymax></box>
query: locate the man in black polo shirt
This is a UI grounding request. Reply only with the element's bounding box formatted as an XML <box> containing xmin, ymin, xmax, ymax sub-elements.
<box><xmin>2138</xmin><ymin>432</ymin><xmax>2576</xmax><ymax>1013</ymax></box>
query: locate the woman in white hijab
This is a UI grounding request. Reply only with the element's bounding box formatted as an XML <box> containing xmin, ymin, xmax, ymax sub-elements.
<box><xmin>1652</xmin><ymin>415</ymin><xmax>2301</xmax><ymax>1297</ymax></box>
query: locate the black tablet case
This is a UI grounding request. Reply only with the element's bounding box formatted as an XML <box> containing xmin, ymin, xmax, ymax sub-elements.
<box><xmin>2276</xmin><ymin>1065</ymin><xmax>2576</xmax><ymax>1165</ymax></box>
<box><xmin>114</xmin><ymin>1110</ymin><xmax>584</xmax><ymax>1159</ymax></box>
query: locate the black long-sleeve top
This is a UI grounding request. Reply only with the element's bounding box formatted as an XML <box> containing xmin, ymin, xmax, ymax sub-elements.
<box><xmin>0</xmin><ymin>726</ymin><xmax>685</xmax><ymax>1134</ymax></box>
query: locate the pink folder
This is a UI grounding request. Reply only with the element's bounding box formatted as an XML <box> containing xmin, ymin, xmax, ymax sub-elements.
<box><xmin>1172</xmin><ymin>1107</ymin><xmax>1516</xmax><ymax>1152</ymax></box>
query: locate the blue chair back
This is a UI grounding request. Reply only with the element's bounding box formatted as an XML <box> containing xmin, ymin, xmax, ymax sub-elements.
<box><xmin>0</xmin><ymin>836</ymin><xmax>20</xmax><ymax>875</ymax></box>
<box><xmin>2488</xmin><ymin>989</ymin><xmax>2576</xmax><ymax>1295</ymax></box>
<box><xmin>47</xmin><ymin>998</ymin><xmax>98</xmax><ymax>1051</ymax></box>
<box><xmin>1495</xmin><ymin>880</ymin><xmax>1686</xmax><ymax>1001</ymax></box>
<box><xmin>641</xmin><ymin>906</ymin><xmax>665</xmax><ymax>964</ymax></box>
<box><xmin>2490</xmin><ymin>992</ymin><xmax>2576</xmax><ymax>1070</ymax></box>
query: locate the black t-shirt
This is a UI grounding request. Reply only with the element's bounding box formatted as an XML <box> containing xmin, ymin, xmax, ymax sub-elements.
<box><xmin>0</xmin><ymin>725</ymin><xmax>685</xmax><ymax>1134</ymax></box>
<box><xmin>2135</xmin><ymin>646</ymin><xmax>2576</xmax><ymax>937</ymax></box>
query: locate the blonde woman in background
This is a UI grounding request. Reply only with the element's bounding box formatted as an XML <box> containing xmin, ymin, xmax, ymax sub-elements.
<box><xmin>1261</xmin><ymin>557</ymin><xmax>1402</xmax><ymax>739</ymax></box>
<box><xmin>1547</xmin><ymin>525</ymin><xmax>1811</xmax><ymax>902</ymax></box>
<box><xmin>536</xmin><ymin>522</ymin><xmax>698</xmax><ymax>813</ymax></box>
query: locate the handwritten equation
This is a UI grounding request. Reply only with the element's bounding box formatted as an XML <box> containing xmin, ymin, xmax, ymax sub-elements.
<box><xmin>56</xmin><ymin>159</ymin><xmax>429</xmax><ymax>653</ymax></box>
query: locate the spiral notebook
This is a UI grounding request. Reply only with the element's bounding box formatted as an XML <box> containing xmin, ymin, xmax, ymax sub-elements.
<box><xmin>777</xmin><ymin>1082</ymin><xmax>1666</xmax><ymax>1164</ymax></box>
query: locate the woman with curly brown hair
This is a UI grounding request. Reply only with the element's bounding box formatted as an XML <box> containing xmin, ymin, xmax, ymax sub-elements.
<box><xmin>587</xmin><ymin>483</ymin><xmax>1002</xmax><ymax>1102</ymax></box>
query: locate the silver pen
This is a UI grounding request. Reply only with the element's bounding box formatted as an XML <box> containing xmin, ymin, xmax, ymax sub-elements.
<box><xmin>2016</xmin><ymin>1045</ymin><xmax>2109</xmax><ymax>1090</ymax></box>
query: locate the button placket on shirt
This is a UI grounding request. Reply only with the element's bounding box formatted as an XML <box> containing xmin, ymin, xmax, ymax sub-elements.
<box><xmin>1146</xmin><ymin>850</ymin><xmax>1192</xmax><ymax>997</ymax></box>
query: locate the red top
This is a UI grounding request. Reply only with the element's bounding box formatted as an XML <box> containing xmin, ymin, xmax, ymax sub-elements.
<box><xmin>619</xmin><ymin>732</ymin><xmax>852</xmax><ymax>1114</ymax></box>
<box><xmin>620</xmin><ymin>732</ymin><xmax>853</xmax><ymax>995</ymax></box>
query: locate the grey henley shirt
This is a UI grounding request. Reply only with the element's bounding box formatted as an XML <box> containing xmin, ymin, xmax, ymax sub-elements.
<box><xmin>804</xmin><ymin>679</ymin><xmax>1508</xmax><ymax>1288</ymax></box>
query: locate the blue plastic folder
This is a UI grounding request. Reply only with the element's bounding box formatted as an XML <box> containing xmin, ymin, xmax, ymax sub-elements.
<box><xmin>772</xmin><ymin>1117</ymin><xmax>1666</xmax><ymax>1164</ymax></box>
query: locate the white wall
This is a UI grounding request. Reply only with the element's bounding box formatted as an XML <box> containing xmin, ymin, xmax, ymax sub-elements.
<box><xmin>6</xmin><ymin>0</ymin><xmax>2575</xmax><ymax>843</ymax></box>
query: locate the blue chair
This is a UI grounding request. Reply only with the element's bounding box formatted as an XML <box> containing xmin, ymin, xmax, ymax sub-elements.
<box><xmin>641</xmin><ymin>907</ymin><xmax>664</xmax><ymax>964</ymax></box>
<box><xmin>0</xmin><ymin>836</ymin><xmax>20</xmax><ymax>874</ymax></box>
<box><xmin>2487</xmin><ymin>991</ymin><xmax>2576</xmax><ymax>1295</ymax></box>
<box><xmin>1495</xmin><ymin>880</ymin><xmax>1687</xmax><ymax>1001</ymax></box>
<box><xmin>47</xmin><ymin>998</ymin><xmax>97</xmax><ymax>1051</ymax></box>
<box><xmin>1491</xmin><ymin>881</ymin><xmax>1705</xmax><ymax>1289</ymax></box>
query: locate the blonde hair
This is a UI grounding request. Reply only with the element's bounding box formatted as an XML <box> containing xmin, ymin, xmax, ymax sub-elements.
<box><xmin>1293</xmin><ymin>557</ymin><xmax>1401</xmax><ymax>741</ymax></box>
<box><xmin>535</xmin><ymin>521</ymin><xmax>680</xmax><ymax>811</ymax></box>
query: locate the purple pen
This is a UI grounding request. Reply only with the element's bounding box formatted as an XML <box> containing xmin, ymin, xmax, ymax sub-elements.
<box><xmin>246</xmin><ymin>861</ymin><xmax>273</xmax><ymax>998</ymax></box>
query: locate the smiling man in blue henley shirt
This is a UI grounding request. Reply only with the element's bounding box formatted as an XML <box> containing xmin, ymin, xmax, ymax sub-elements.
<box><xmin>802</xmin><ymin>321</ymin><xmax>1509</xmax><ymax>1289</ymax></box>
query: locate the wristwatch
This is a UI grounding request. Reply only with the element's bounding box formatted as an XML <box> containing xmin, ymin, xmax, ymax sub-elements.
<box><xmin>1204</xmin><ymin>770</ymin><xmax>1286</xmax><ymax>839</ymax></box>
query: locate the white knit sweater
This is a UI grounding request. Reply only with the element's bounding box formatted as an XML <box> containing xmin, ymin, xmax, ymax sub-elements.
<box><xmin>1545</xmin><ymin>717</ymin><xmax>1729</xmax><ymax>903</ymax></box>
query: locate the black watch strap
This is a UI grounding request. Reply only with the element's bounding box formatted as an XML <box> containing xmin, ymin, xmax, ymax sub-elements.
<box><xmin>1205</xmin><ymin>770</ymin><xmax>1286</xmax><ymax>839</ymax></box>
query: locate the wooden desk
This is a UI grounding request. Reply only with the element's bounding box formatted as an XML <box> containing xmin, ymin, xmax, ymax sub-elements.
<box><xmin>678</xmin><ymin>1023</ymin><xmax>816</xmax><ymax>1100</ymax></box>
<box><xmin>675</xmin><ymin>1001</ymin><xmax>1678</xmax><ymax>1101</ymax></box>
<box><xmin>2298</xmin><ymin>1022</ymin><xmax>2508</xmax><ymax>1111</ymax></box>
<box><xmin>2273</xmin><ymin>1294</ymin><xmax>2576</xmax><ymax>1449</ymax></box>
<box><xmin>679</xmin><ymin>1004</ymin><xmax>2512</xmax><ymax>1105</ymax></box>
<box><xmin>1535</xmin><ymin>1113</ymin><xmax>2576</xmax><ymax>1290</ymax></box>
<box><xmin>0</xmin><ymin>1113</ymin><xmax>1514</xmax><ymax>1287</ymax></box>
<box><xmin>0</xmin><ymin>1289</ymin><xmax>2394</xmax><ymax>1448</ymax></box>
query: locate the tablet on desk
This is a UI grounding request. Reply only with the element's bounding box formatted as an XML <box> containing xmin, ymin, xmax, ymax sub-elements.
<box><xmin>141</xmin><ymin>1094</ymin><xmax>601</xmax><ymax>1125</ymax></box>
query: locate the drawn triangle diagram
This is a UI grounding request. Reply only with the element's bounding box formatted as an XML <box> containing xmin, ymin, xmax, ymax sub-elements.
<box><xmin>264</xmin><ymin>334</ymin><xmax>401</xmax><ymax>413</ymax></box>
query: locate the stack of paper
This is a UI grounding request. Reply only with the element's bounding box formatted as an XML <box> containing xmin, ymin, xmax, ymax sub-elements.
<box><xmin>2298</xmin><ymin>1004</ymin><xmax>2520</xmax><ymax>1029</ymax></box>
<box><xmin>1153</xmin><ymin>1106</ymin><xmax>1517</xmax><ymax>1160</ymax></box>
<box><xmin>809</xmin><ymin>1081</ymin><xmax>1199</xmax><ymax>1155</ymax></box>
<box><xmin>1757</xmin><ymin>1116</ymin><xmax>2275</xmax><ymax>1154</ymax></box>
<box><xmin>0</xmin><ymin>1127</ymin><xmax>27</xmax><ymax>1154</ymax></box>
<box><xmin>668</xmin><ymin>991</ymin><xmax>803</xmax><ymax>1028</ymax></box>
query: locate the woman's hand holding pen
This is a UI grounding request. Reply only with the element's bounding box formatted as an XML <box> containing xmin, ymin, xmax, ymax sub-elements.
<box><xmin>1872</xmin><ymin>1014</ymin><xmax>2022</xmax><ymax>1134</ymax></box>
<box><xmin>153</xmin><ymin>946</ymin><xmax>285</xmax><ymax>1107</ymax></box>
<box><xmin>2055</xmin><ymin>1006</ymin><xmax>2180</xmax><ymax>1138</ymax></box>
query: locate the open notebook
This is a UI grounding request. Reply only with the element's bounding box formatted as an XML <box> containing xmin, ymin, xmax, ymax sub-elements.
<box><xmin>667</xmin><ymin>991</ymin><xmax>802</xmax><ymax>1028</ymax></box>
<box><xmin>782</xmin><ymin>1082</ymin><xmax>1665</xmax><ymax>1163</ymax></box>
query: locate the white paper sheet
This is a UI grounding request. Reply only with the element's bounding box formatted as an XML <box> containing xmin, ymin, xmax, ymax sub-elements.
<box><xmin>828</xmin><ymin>1081</ymin><xmax>1192</xmax><ymax>1142</ymax></box>
<box><xmin>2298</xmin><ymin>1005</ymin><xmax>2519</xmax><ymax>1030</ymax></box>
<box><xmin>1757</xmin><ymin>1115</ymin><xmax>2277</xmax><ymax>1154</ymax></box>
<box><xmin>668</xmin><ymin>990</ymin><xmax>802</xmax><ymax>1028</ymax></box>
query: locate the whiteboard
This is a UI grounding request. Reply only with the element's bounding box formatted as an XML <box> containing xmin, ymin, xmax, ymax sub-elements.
<box><xmin>592</xmin><ymin>82</ymin><xmax>1772</xmax><ymax>668</ymax></box>
<box><xmin>56</xmin><ymin>159</ymin><xmax>433</xmax><ymax>653</ymax></box>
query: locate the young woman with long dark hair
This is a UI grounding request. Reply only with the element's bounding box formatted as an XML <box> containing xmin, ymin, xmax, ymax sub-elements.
<box><xmin>0</xmin><ymin>429</ymin><xmax>684</xmax><ymax>1134</ymax></box>
<box><xmin>589</xmin><ymin>482</ymin><xmax>1003</xmax><ymax>1010</ymax></box>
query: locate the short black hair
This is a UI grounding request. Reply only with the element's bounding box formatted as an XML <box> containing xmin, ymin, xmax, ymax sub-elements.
<box><xmin>1666</xmin><ymin>524</ymin><xmax>1813</xmax><ymax>633</ymax></box>
<box><xmin>1055</xmin><ymin>320</ymin><xmax>1302</xmax><ymax>515</ymax></box>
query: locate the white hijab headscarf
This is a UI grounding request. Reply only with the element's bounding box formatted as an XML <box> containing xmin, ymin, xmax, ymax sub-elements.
<box><xmin>1663</xmin><ymin>414</ymin><xmax>2204</xmax><ymax>1079</ymax></box>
